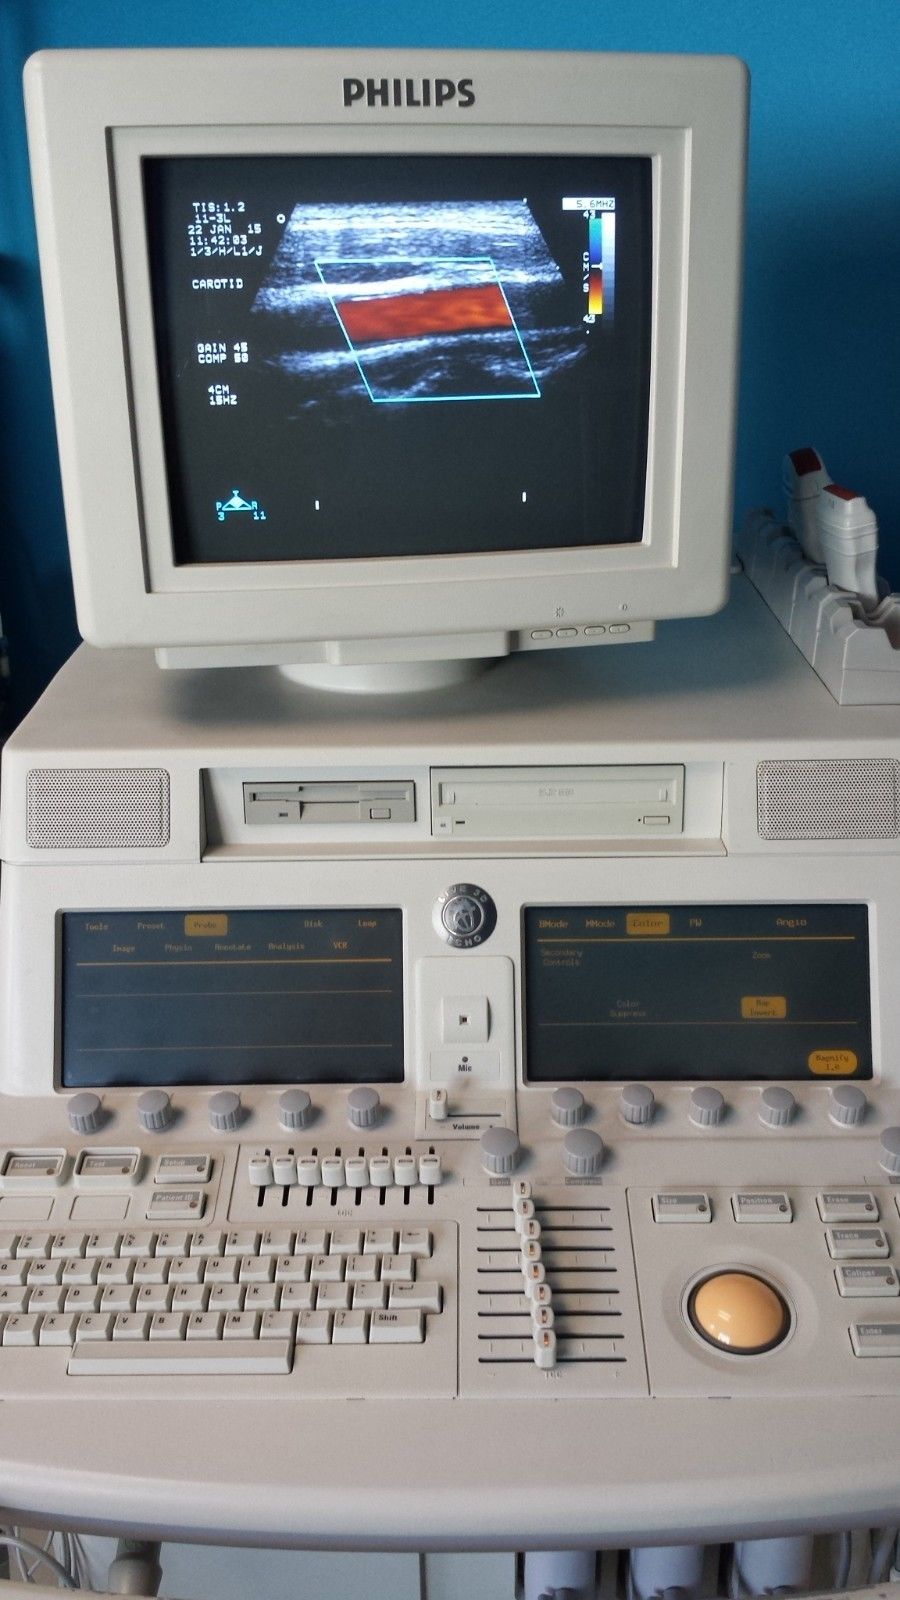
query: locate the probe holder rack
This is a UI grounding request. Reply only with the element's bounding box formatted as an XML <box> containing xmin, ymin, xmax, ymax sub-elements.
<box><xmin>739</xmin><ymin>511</ymin><xmax>900</xmax><ymax>705</ymax></box>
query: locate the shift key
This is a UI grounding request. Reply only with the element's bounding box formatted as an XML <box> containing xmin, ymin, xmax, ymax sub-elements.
<box><xmin>368</xmin><ymin>1309</ymin><xmax>424</xmax><ymax>1344</ymax></box>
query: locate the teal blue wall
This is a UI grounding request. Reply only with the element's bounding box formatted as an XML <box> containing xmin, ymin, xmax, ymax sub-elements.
<box><xmin>2</xmin><ymin>0</ymin><xmax>898</xmax><ymax>719</ymax></box>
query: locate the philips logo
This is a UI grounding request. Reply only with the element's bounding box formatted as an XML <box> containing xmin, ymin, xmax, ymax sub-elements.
<box><xmin>342</xmin><ymin>77</ymin><xmax>475</xmax><ymax>110</ymax></box>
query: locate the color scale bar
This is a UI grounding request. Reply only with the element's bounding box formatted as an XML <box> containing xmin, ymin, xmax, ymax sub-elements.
<box><xmin>601</xmin><ymin>212</ymin><xmax>615</xmax><ymax>320</ymax></box>
<box><xmin>588</xmin><ymin>214</ymin><xmax>603</xmax><ymax>316</ymax></box>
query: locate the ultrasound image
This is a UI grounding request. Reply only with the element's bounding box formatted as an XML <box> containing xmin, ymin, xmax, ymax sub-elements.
<box><xmin>252</xmin><ymin>201</ymin><xmax>583</xmax><ymax>404</ymax></box>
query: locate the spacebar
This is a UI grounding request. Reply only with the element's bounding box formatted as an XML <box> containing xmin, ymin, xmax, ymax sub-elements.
<box><xmin>68</xmin><ymin>1340</ymin><xmax>292</xmax><ymax>1376</ymax></box>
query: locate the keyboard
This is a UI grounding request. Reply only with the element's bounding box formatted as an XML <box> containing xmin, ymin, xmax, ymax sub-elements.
<box><xmin>0</xmin><ymin>1224</ymin><xmax>446</xmax><ymax>1374</ymax></box>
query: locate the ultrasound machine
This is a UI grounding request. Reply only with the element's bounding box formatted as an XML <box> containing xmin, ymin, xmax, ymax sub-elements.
<box><xmin>2</xmin><ymin>46</ymin><xmax>899</xmax><ymax>1600</ymax></box>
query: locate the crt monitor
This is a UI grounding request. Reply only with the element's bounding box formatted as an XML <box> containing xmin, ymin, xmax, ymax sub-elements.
<box><xmin>24</xmin><ymin>49</ymin><xmax>747</xmax><ymax>675</ymax></box>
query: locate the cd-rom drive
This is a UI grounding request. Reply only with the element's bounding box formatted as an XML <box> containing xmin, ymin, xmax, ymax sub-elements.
<box><xmin>430</xmin><ymin>765</ymin><xmax>683</xmax><ymax>839</ymax></box>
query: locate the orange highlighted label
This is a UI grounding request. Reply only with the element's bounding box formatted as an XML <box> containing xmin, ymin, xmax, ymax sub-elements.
<box><xmin>626</xmin><ymin>912</ymin><xmax>671</xmax><ymax>936</ymax></box>
<box><xmin>808</xmin><ymin>1049</ymin><xmax>858</xmax><ymax>1076</ymax></box>
<box><xmin>184</xmin><ymin>914</ymin><xmax>229</xmax><ymax>937</ymax></box>
<box><xmin>741</xmin><ymin>996</ymin><xmax>788</xmax><ymax>1019</ymax></box>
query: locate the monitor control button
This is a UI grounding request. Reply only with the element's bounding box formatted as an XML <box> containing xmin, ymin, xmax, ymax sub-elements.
<box><xmin>562</xmin><ymin>1127</ymin><xmax>604</xmax><ymax>1176</ymax></box>
<box><xmin>137</xmin><ymin>1090</ymin><xmax>173</xmax><ymax>1134</ymax></box>
<box><xmin>347</xmin><ymin>1087</ymin><xmax>381</xmax><ymax>1130</ymax></box>
<box><xmin>620</xmin><ymin>1083</ymin><xmax>655</xmax><ymax>1126</ymax></box>
<box><xmin>480</xmin><ymin>1126</ymin><xmax>520</xmax><ymax>1176</ymax></box>
<box><xmin>278</xmin><ymin>1089</ymin><xmax>312</xmax><ymax>1131</ymax></box>
<box><xmin>687</xmin><ymin>1270</ymin><xmax>789</xmax><ymax>1354</ymax></box>
<box><xmin>689</xmin><ymin>1086</ymin><xmax>725</xmax><ymax>1128</ymax></box>
<box><xmin>68</xmin><ymin>1093</ymin><xmax>103</xmax><ymax>1136</ymax></box>
<box><xmin>879</xmin><ymin>1126</ymin><xmax>900</xmax><ymax>1175</ymax></box>
<box><xmin>758</xmin><ymin>1086</ymin><xmax>796</xmax><ymax>1128</ymax></box>
<box><xmin>829</xmin><ymin>1084</ymin><xmax>868</xmax><ymax>1127</ymax></box>
<box><xmin>433</xmin><ymin>884</ymin><xmax>497</xmax><ymax>949</ymax></box>
<box><xmin>550</xmin><ymin>1087</ymin><xmax>585</xmax><ymax>1127</ymax></box>
<box><xmin>208</xmin><ymin>1091</ymin><xmax>242</xmax><ymax>1132</ymax></box>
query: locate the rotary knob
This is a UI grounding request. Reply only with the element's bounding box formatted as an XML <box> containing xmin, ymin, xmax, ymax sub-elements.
<box><xmin>278</xmin><ymin>1088</ymin><xmax>312</xmax><ymax>1131</ymax></box>
<box><xmin>137</xmin><ymin>1089</ymin><xmax>173</xmax><ymax>1133</ymax></box>
<box><xmin>620</xmin><ymin>1083</ymin><xmax>655</xmax><ymax>1126</ymax></box>
<box><xmin>550</xmin><ymin>1087</ymin><xmax>585</xmax><ymax>1127</ymax></box>
<box><xmin>879</xmin><ymin>1126</ymin><xmax>900</xmax><ymax>1176</ymax></box>
<box><xmin>480</xmin><ymin>1126</ymin><xmax>520</xmax><ymax>1175</ymax></box>
<box><xmin>829</xmin><ymin>1084</ymin><xmax>868</xmax><ymax>1127</ymax></box>
<box><xmin>758</xmin><ymin>1085</ymin><xmax>796</xmax><ymax>1128</ymax></box>
<box><xmin>347</xmin><ymin>1086</ymin><xmax>381</xmax><ymax>1129</ymax></box>
<box><xmin>562</xmin><ymin>1127</ymin><xmax>604</xmax><ymax>1176</ymax></box>
<box><xmin>68</xmin><ymin>1092</ymin><xmax>103</xmax><ymax>1135</ymax></box>
<box><xmin>689</xmin><ymin>1086</ymin><xmax>725</xmax><ymax>1128</ymax></box>
<box><xmin>208</xmin><ymin>1090</ymin><xmax>242</xmax><ymax>1132</ymax></box>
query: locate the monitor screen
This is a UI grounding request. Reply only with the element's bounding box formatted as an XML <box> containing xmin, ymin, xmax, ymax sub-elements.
<box><xmin>145</xmin><ymin>155</ymin><xmax>652</xmax><ymax>566</ymax></box>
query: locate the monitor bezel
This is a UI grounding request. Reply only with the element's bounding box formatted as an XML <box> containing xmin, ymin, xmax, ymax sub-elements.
<box><xmin>25</xmin><ymin>49</ymin><xmax>747</xmax><ymax>656</ymax></box>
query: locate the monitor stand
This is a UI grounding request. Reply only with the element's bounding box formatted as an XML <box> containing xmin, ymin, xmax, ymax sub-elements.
<box><xmin>279</xmin><ymin>658</ymin><xmax>491</xmax><ymax>694</ymax></box>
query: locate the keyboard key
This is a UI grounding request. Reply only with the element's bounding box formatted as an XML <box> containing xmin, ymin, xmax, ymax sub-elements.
<box><xmin>189</xmin><ymin>1230</ymin><xmax>226</xmax><ymax>1258</ymax></box>
<box><xmin>239</xmin><ymin>1255</ymin><xmax>274</xmax><ymax>1284</ymax></box>
<box><xmin>259</xmin><ymin>1229</ymin><xmax>294</xmax><ymax>1256</ymax></box>
<box><xmin>16</xmin><ymin>1233</ymin><xmax>52</xmax><ymax>1261</ymax></box>
<box><xmin>388</xmin><ymin>1281</ymin><xmax>442</xmax><ymax>1313</ymax></box>
<box><xmin>135</xmin><ymin>1283</ymin><xmax>173</xmax><ymax>1314</ymax></box>
<box><xmin>368</xmin><ymin>1309</ymin><xmax>424</xmax><ymax>1344</ymax></box>
<box><xmin>28</xmin><ymin>1285</ymin><xmax>66</xmax><ymax>1313</ymax></box>
<box><xmin>39</xmin><ymin>1312</ymin><xmax>79</xmax><ymax>1346</ymax></box>
<box><xmin>310</xmin><ymin>1254</ymin><xmax>344</xmax><ymax>1283</ymax></box>
<box><xmin>120</xmin><ymin>1231</ymin><xmax>157</xmax><ymax>1259</ymax></box>
<box><xmin>280</xmin><ymin>1282</ymin><xmax>315</xmax><ymax>1311</ymax></box>
<box><xmin>171</xmin><ymin>1283</ymin><xmax>209</xmax><ymax>1313</ymax></box>
<box><xmin>50</xmin><ymin>1231</ymin><xmax>87</xmax><ymax>1259</ymax></box>
<box><xmin>329</xmin><ymin>1227</ymin><xmax>363</xmax><ymax>1256</ymax></box>
<box><xmin>381</xmin><ymin>1255</ymin><xmax>414</xmax><ymax>1284</ymax></box>
<box><xmin>274</xmin><ymin>1255</ymin><xmax>310</xmax><ymax>1283</ymax></box>
<box><xmin>294</xmin><ymin>1228</ymin><xmax>328</xmax><ymax>1255</ymax></box>
<box><xmin>100</xmin><ymin>1284</ymin><xmax>138</xmax><ymax>1313</ymax></box>
<box><xmin>155</xmin><ymin>1230</ymin><xmax>192</xmax><ymax>1258</ymax></box>
<box><xmin>244</xmin><ymin>1283</ymin><xmax>279</xmax><ymax>1312</ymax></box>
<box><xmin>0</xmin><ymin>1287</ymin><xmax>30</xmax><ymax>1315</ymax></box>
<box><xmin>203</xmin><ymin>1255</ymin><xmax>239</xmax><ymax>1284</ymax></box>
<box><xmin>132</xmin><ymin>1256</ymin><xmax>168</xmax><ymax>1285</ymax></box>
<box><xmin>0</xmin><ymin>1260</ymin><xmax>27</xmax><ymax>1286</ymax></box>
<box><xmin>352</xmin><ymin>1282</ymin><xmax>387</xmax><ymax>1312</ymax></box>
<box><xmin>97</xmin><ymin>1257</ymin><xmax>133</xmax><ymax>1285</ymax></box>
<box><xmin>149</xmin><ymin>1312</ymin><xmax>187</xmax><ymax>1341</ymax></box>
<box><xmin>3</xmin><ymin>1314</ymin><xmax>42</xmax><ymax>1346</ymax></box>
<box><xmin>316</xmin><ymin>1282</ymin><xmax>351</xmax><ymax>1312</ymax></box>
<box><xmin>332</xmin><ymin>1309</ymin><xmax>368</xmax><ymax>1344</ymax></box>
<box><xmin>399</xmin><ymin>1229</ymin><xmax>432</xmax><ymax>1259</ymax></box>
<box><xmin>345</xmin><ymin>1254</ymin><xmax>379</xmax><ymax>1283</ymax></box>
<box><xmin>27</xmin><ymin>1259</ymin><xmax>62</xmax><ymax>1286</ymax></box>
<box><xmin>260</xmin><ymin>1309</ymin><xmax>297</xmax><ymax>1340</ymax></box>
<box><xmin>222</xmin><ymin>1311</ymin><xmax>260</xmax><ymax>1340</ymax></box>
<box><xmin>62</xmin><ymin>1257</ymin><xmax>99</xmax><ymax>1286</ymax></box>
<box><xmin>74</xmin><ymin>1312</ymin><xmax>114</xmax><ymax>1341</ymax></box>
<box><xmin>112</xmin><ymin>1312</ymin><xmax>151</xmax><ymax>1341</ymax></box>
<box><xmin>363</xmin><ymin>1229</ymin><xmax>396</xmax><ymax>1256</ymax></box>
<box><xmin>208</xmin><ymin>1283</ymin><xmax>245</xmax><ymax>1313</ymax></box>
<box><xmin>186</xmin><ymin>1312</ymin><xmax>224</xmax><ymax>1341</ymax></box>
<box><xmin>295</xmin><ymin>1310</ymin><xmax>332</xmax><ymax>1344</ymax></box>
<box><xmin>0</xmin><ymin>1233</ymin><xmax>19</xmax><ymax>1260</ymax></box>
<box><xmin>65</xmin><ymin>1286</ymin><xmax>101</xmax><ymax>1314</ymax></box>
<box><xmin>85</xmin><ymin>1231</ymin><xmax>122</xmax><ymax>1258</ymax></box>
<box><xmin>224</xmin><ymin>1229</ymin><xmax>260</xmax><ymax>1257</ymax></box>
<box><xmin>68</xmin><ymin>1339</ymin><xmax>292</xmax><ymax>1375</ymax></box>
<box><xmin>168</xmin><ymin>1256</ymin><xmax>204</xmax><ymax>1284</ymax></box>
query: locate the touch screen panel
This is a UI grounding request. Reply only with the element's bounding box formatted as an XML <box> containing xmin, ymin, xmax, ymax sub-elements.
<box><xmin>144</xmin><ymin>155</ymin><xmax>651</xmax><ymax>564</ymax></box>
<box><xmin>524</xmin><ymin>904</ymin><xmax>872</xmax><ymax>1081</ymax></box>
<box><xmin>62</xmin><ymin>909</ymin><xmax>403</xmax><ymax>1086</ymax></box>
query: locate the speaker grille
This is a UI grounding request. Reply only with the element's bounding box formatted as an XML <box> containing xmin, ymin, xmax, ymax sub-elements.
<box><xmin>757</xmin><ymin>758</ymin><xmax>900</xmax><ymax>840</ymax></box>
<box><xmin>27</xmin><ymin>768</ymin><xmax>171</xmax><ymax>850</ymax></box>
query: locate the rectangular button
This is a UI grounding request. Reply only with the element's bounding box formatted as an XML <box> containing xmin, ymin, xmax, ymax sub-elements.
<box><xmin>295</xmin><ymin>1310</ymin><xmax>332</xmax><ymax>1344</ymax></box>
<box><xmin>818</xmin><ymin>1191</ymin><xmax>879</xmax><ymax>1224</ymax></box>
<box><xmin>381</xmin><ymin>1254</ymin><xmax>414</xmax><ymax>1283</ymax></box>
<box><xmin>352</xmin><ymin>1282</ymin><xmax>387</xmax><ymax>1311</ymax></box>
<box><xmin>146</xmin><ymin>1190</ymin><xmax>205</xmax><ymax>1222</ymax></box>
<box><xmin>369</xmin><ymin>1309</ymin><xmax>424</xmax><ymax>1344</ymax></box>
<box><xmin>75</xmin><ymin>1149</ymin><xmax>141</xmax><ymax>1189</ymax></box>
<box><xmin>836</xmin><ymin>1265</ymin><xmax>900</xmax><ymax>1298</ymax></box>
<box><xmin>388</xmin><ymin>1281</ymin><xmax>442</xmax><ymax>1313</ymax></box>
<box><xmin>69</xmin><ymin>1338</ymin><xmax>292</xmax><ymax>1374</ymax></box>
<box><xmin>154</xmin><ymin>1155</ymin><xmax>212</xmax><ymax>1185</ymax></box>
<box><xmin>328</xmin><ymin>1228</ymin><xmax>363</xmax><ymax>1256</ymax></box>
<box><xmin>363</xmin><ymin>1229</ymin><xmax>396</xmax><ymax>1256</ymax></box>
<box><xmin>399</xmin><ymin>1229</ymin><xmax>432</xmax><ymax>1258</ymax></box>
<box><xmin>732</xmin><ymin>1193</ymin><xmax>792</xmax><ymax>1224</ymax></box>
<box><xmin>850</xmin><ymin>1322</ymin><xmax>900</xmax><ymax>1358</ymax></box>
<box><xmin>294</xmin><ymin>1229</ymin><xmax>328</xmax><ymax>1255</ymax></box>
<box><xmin>826</xmin><ymin>1227</ymin><xmax>889</xmax><ymax>1260</ymax></box>
<box><xmin>652</xmin><ymin>1193</ymin><xmax>711</xmax><ymax>1223</ymax></box>
<box><xmin>332</xmin><ymin>1309</ymin><xmax>369</xmax><ymax>1344</ymax></box>
<box><xmin>0</xmin><ymin>1150</ymin><xmax>67</xmax><ymax>1191</ymax></box>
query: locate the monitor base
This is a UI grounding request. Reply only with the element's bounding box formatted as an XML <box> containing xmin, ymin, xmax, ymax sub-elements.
<box><xmin>278</xmin><ymin>658</ymin><xmax>491</xmax><ymax>695</ymax></box>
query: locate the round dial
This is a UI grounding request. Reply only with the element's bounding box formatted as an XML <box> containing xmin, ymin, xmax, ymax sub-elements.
<box><xmin>68</xmin><ymin>1092</ymin><xmax>103</xmax><ymax>1136</ymax></box>
<box><xmin>758</xmin><ymin>1085</ymin><xmax>796</xmax><ymax>1128</ymax></box>
<box><xmin>689</xmin><ymin>1086</ymin><xmax>726</xmax><ymax>1128</ymax></box>
<box><xmin>480</xmin><ymin>1126</ymin><xmax>520</xmax><ymax>1175</ymax></box>
<box><xmin>829</xmin><ymin>1084</ymin><xmax>867</xmax><ymax>1127</ymax></box>
<box><xmin>550</xmin><ymin>1087</ymin><xmax>585</xmax><ymax>1127</ymax></box>
<box><xmin>137</xmin><ymin>1089</ymin><xmax>174</xmax><ymax>1133</ymax></box>
<box><xmin>620</xmin><ymin>1083</ymin><xmax>655</xmax><ymax>1126</ymax></box>
<box><xmin>208</xmin><ymin>1090</ymin><xmax>241</xmax><ymax>1132</ymax></box>
<box><xmin>433</xmin><ymin>884</ymin><xmax>497</xmax><ymax>949</ymax></box>
<box><xmin>347</xmin><ymin>1086</ymin><xmax>381</xmax><ymax>1129</ymax></box>
<box><xmin>562</xmin><ymin>1127</ymin><xmax>604</xmax><ymax>1176</ymax></box>
<box><xmin>278</xmin><ymin>1088</ymin><xmax>312</xmax><ymax>1131</ymax></box>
